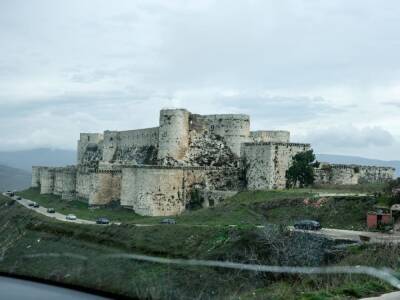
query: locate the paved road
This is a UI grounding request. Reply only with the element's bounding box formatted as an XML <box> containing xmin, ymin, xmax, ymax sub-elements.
<box><xmin>3</xmin><ymin>193</ymin><xmax>96</xmax><ymax>225</ymax></box>
<box><xmin>290</xmin><ymin>227</ymin><xmax>400</xmax><ymax>244</ymax></box>
<box><xmin>362</xmin><ymin>291</ymin><xmax>400</xmax><ymax>299</ymax></box>
<box><xmin>4</xmin><ymin>193</ymin><xmax>400</xmax><ymax>243</ymax></box>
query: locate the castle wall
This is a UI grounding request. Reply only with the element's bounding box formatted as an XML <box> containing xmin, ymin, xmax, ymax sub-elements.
<box><xmin>77</xmin><ymin>133</ymin><xmax>103</xmax><ymax>164</ymax></box>
<box><xmin>359</xmin><ymin>166</ymin><xmax>395</xmax><ymax>183</ymax></box>
<box><xmin>61</xmin><ymin>167</ymin><xmax>77</xmax><ymax>200</ymax></box>
<box><xmin>190</xmin><ymin>114</ymin><xmax>250</xmax><ymax>157</ymax></box>
<box><xmin>242</xmin><ymin>142</ymin><xmax>310</xmax><ymax>190</ymax></box>
<box><xmin>250</xmin><ymin>131</ymin><xmax>290</xmax><ymax>143</ymax></box>
<box><xmin>120</xmin><ymin>165</ymin><xmax>241</xmax><ymax>216</ymax></box>
<box><xmin>198</xmin><ymin>189</ymin><xmax>238</xmax><ymax>208</ymax></box>
<box><xmin>39</xmin><ymin>167</ymin><xmax>55</xmax><ymax>194</ymax></box>
<box><xmin>102</xmin><ymin>127</ymin><xmax>159</xmax><ymax>162</ymax></box>
<box><xmin>158</xmin><ymin>109</ymin><xmax>190</xmax><ymax>162</ymax></box>
<box><xmin>121</xmin><ymin>167</ymin><xmax>186</xmax><ymax>216</ymax></box>
<box><xmin>76</xmin><ymin>168</ymin><xmax>97</xmax><ymax>199</ymax></box>
<box><xmin>314</xmin><ymin>165</ymin><xmax>359</xmax><ymax>185</ymax></box>
<box><xmin>53</xmin><ymin>168</ymin><xmax>64</xmax><ymax>196</ymax></box>
<box><xmin>31</xmin><ymin>166</ymin><xmax>41</xmax><ymax>188</ymax></box>
<box><xmin>89</xmin><ymin>169</ymin><xmax>122</xmax><ymax>206</ymax></box>
<box><xmin>314</xmin><ymin>164</ymin><xmax>395</xmax><ymax>185</ymax></box>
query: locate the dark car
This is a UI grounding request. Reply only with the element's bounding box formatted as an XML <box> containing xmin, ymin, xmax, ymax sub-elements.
<box><xmin>160</xmin><ymin>218</ymin><xmax>176</xmax><ymax>225</ymax></box>
<box><xmin>15</xmin><ymin>196</ymin><xmax>22</xmax><ymax>200</ymax></box>
<box><xmin>33</xmin><ymin>203</ymin><xmax>40</xmax><ymax>208</ymax></box>
<box><xmin>28</xmin><ymin>202</ymin><xmax>36</xmax><ymax>207</ymax></box>
<box><xmin>47</xmin><ymin>208</ymin><xmax>55</xmax><ymax>213</ymax></box>
<box><xmin>96</xmin><ymin>217</ymin><xmax>110</xmax><ymax>225</ymax></box>
<box><xmin>294</xmin><ymin>220</ymin><xmax>321</xmax><ymax>231</ymax></box>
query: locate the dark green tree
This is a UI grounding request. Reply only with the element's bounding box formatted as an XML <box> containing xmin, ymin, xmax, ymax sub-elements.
<box><xmin>286</xmin><ymin>150</ymin><xmax>318</xmax><ymax>188</ymax></box>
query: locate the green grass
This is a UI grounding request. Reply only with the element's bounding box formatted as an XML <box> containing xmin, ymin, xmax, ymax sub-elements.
<box><xmin>17</xmin><ymin>187</ymin><xmax>378</xmax><ymax>230</ymax></box>
<box><xmin>17</xmin><ymin>188</ymin><xmax>157</xmax><ymax>223</ymax></box>
<box><xmin>0</xmin><ymin>193</ymin><xmax>397</xmax><ymax>300</ymax></box>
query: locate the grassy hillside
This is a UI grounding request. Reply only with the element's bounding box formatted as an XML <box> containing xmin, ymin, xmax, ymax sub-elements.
<box><xmin>19</xmin><ymin>187</ymin><xmax>378</xmax><ymax>230</ymax></box>
<box><xmin>0</xmin><ymin>165</ymin><xmax>31</xmax><ymax>192</ymax></box>
<box><xmin>0</xmin><ymin>193</ymin><xmax>396</xmax><ymax>299</ymax></box>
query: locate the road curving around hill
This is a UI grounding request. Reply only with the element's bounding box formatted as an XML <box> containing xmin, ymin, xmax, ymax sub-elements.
<box><xmin>4</xmin><ymin>192</ymin><xmax>400</xmax><ymax>243</ymax></box>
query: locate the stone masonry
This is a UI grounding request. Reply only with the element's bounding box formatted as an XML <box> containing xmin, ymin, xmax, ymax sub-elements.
<box><xmin>32</xmin><ymin>108</ymin><xmax>396</xmax><ymax>216</ymax></box>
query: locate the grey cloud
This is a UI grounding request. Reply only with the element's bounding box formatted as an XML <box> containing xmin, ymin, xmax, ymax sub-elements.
<box><xmin>307</xmin><ymin>126</ymin><xmax>395</xmax><ymax>148</ymax></box>
<box><xmin>0</xmin><ymin>0</ymin><xmax>399</xmax><ymax>159</ymax></box>
<box><xmin>383</xmin><ymin>101</ymin><xmax>400</xmax><ymax>108</ymax></box>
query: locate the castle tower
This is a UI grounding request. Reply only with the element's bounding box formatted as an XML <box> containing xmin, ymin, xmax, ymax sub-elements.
<box><xmin>102</xmin><ymin>131</ymin><xmax>118</xmax><ymax>162</ymax></box>
<box><xmin>40</xmin><ymin>167</ymin><xmax>55</xmax><ymax>194</ymax></box>
<box><xmin>157</xmin><ymin>109</ymin><xmax>190</xmax><ymax>162</ymax></box>
<box><xmin>61</xmin><ymin>166</ymin><xmax>77</xmax><ymax>200</ymax></box>
<box><xmin>31</xmin><ymin>166</ymin><xmax>41</xmax><ymax>188</ymax></box>
<box><xmin>77</xmin><ymin>133</ymin><xmax>103</xmax><ymax>163</ymax></box>
<box><xmin>250</xmin><ymin>130</ymin><xmax>290</xmax><ymax>143</ymax></box>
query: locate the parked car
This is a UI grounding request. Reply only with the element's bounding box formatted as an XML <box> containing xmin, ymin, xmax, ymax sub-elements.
<box><xmin>66</xmin><ymin>214</ymin><xmax>77</xmax><ymax>220</ymax></box>
<box><xmin>33</xmin><ymin>202</ymin><xmax>40</xmax><ymax>208</ymax></box>
<box><xmin>96</xmin><ymin>217</ymin><xmax>110</xmax><ymax>225</ymax></box>
<box><xmin>28</xmin><ymin>202</ymin><xmax>36</xmax><ymax>207</ymax></box>
<box><xmin>47</xmin><ymin>208</ymin><xmax>55</xmax><ymax>213</ymax></box>
<box><xmin>160</xmin><ymin>218</ymin><xmax>176</xmax><ymax>225</ymax></box>
<box><xmin>294</xmin><ymin>220</ymin><xmax>321</xmax><ymax>231</ymax></box>
<box><xmin>15</xmin><ymin>196</ymin><xmax>22</xmax><ymax>200</ymax></box>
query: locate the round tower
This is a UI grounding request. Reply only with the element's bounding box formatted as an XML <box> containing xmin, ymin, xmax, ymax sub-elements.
<box><xmin>40</xmin><ymin>167</ymin><xmax>55</xmax><ymax>194</ymax></box>
<box><xmin>157</xmin><ymin>109</ymin><xmax>190</xmax><ymax>162</ymax></box>
<box><xmin>31</xmin><ymin>166</ymin><xmax>41</xmax><ymax>188</ymax></box>
<box><xmin>203</xmin><ymin>114</ymin><xmax>250</xmax><ymax>157</ymax></box>
<box><xmin>61</xmin><ymin>166</ymin><xmax>77</xmax><ymax>200</ymax></box>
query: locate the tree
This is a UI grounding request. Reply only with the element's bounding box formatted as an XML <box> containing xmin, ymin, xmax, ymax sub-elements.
<box><xmin>286</xmin><ymin>150</ymin><xmax>318</xmax><ymax>188</ymax></box>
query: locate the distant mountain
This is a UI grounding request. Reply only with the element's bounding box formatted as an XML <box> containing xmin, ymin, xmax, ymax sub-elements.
<box><xmin>0</xmin><ymin>165</ymin><xmax>31</xmax><ymax>192</ymax></box>
<box><xmin>316</xmin><ymin>154</ymin><xmax>400</xmax><ymax>177</ymax></box>
<box><xmin>0</xmin><ymin>148</ymin><xmax>76</xmax><ymax>172</ymax></box>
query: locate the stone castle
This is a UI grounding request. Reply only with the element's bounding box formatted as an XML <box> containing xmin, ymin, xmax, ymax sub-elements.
<box><xmin>31</xmin><ymin>108</ymin><xmax>396</xmax><ymax>216</ymax></box>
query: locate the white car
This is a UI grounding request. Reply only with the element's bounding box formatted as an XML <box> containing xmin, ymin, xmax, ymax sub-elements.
<box><xmin>66</xmin><ymin>214</ymin><xmax>77</xmax><ymax>221</ymax></box>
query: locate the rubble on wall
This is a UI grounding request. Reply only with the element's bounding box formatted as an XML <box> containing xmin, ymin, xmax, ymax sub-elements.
<box><xmin>81</xmin><ymin>144</ymin><xmax>103</xmax><ymax>169</ymax></box>
<box><xmin>185</xmin><ymin>132</ymin><xmax>240</xmax><ymax>167</ymax></box>
<box><xmin>157</xmin><ymin>132</ymin><xmax>240</xmax><ymax>169</ymax></box>
<box><xmin>113</xmin><ymin>145</ymin><xmax>158</xmax><ymax>164</ymax></box>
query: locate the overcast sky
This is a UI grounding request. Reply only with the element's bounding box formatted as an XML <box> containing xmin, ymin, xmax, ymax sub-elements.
<box><xmin>0</xmin><ymin>0</ymin><xmax>399</xmax><ymax>160</ymax></box>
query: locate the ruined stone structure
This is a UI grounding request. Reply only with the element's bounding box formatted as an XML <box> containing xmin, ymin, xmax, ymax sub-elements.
<box><xmin>31</xmin><ymin>108</ymin><xmax>396</xmax><ymax>216</ymax></box>
<box><xmin>314</xmin><ymin>163</ymin><xmax>395</xmax><ymax>186</ymax></box>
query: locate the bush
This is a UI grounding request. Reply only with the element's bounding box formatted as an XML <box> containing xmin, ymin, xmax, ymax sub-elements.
<box><xmin>286</xmin><ymin>150</ymin><xmax>317</xmax><ymax>188</ymax></box>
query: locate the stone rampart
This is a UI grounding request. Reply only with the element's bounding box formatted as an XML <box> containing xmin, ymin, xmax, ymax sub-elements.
<box><xmin>102</xmin><ymin>127</ymin><xmax>159</xmax><ymax>162</ymax></box>
<box><xmin>190</xmin><ymin>114</ymin><xmax>250</xmax><ymax>157</ymax></box>
<box><xmin>31</xmin><ymin>166</ymin><xmax>42</xmax><ymax>188</ymax></box>
<box><xmin>120</xmin><ymin>165</ymin><xmax>241</xmax><ymax>216</ymax></box>
<box><xmin>242</xmin><ymin>142</ymin><xmax>311</xmax><ymax>190</ymax></box>
<box><xmin>39</xmin><ymin>167</ymin><xmax>55</xmax><ymax>194</ymax></box>
<box><xmin>314</xmin><ymin>163</ymin><xmax>395</xmax><ymax>185</ymax></box>
<box><xmin>158</xmin><ymin>109</ymin><xmax>190</xmax><ymax>162</ymax></box>
<box><xmin>89</xmin><ymin>170</ymin><xmax>122</xmax><ymax>206</ymax></box>
<box><xmin>77</xmin><ymin>133</ymin><xmax>103</xmax><ymax>164</ymax></box>
<box><xmin>250</xmin><ymin>130</ymin><xmax>290</xmax><ymax>143</ymax></box>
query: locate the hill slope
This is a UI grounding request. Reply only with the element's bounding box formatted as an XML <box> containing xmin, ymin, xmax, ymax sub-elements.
<box><xmin>0</xmin><ymin>165</ymin><xmax>31</xmax><ymax>192</ymax></box>
<box><xmin>317</xmin><ymin>154</ymin><xmax>400</xmax><ymax>177</ymax></box>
